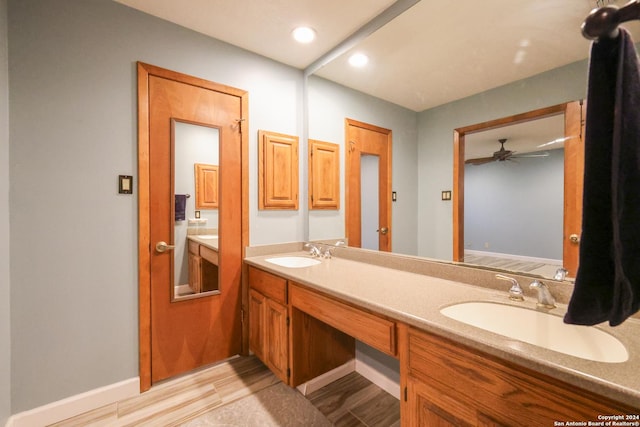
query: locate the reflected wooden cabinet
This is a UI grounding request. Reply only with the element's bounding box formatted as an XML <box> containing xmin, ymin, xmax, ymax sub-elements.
<box><xmin>194</xmin><ymin>163</ymin><xmax>219</xmax><ymax>209</ymax></box>
<box><xmin>248</xmin><ymin>267</ymin><xmax>289</xmax><ymax>383</ymax></box>
<box><xmin>309</xmin><ymin>139</ymin><xmax>340</xmax><ymax>210</ymax></box>
<box><xmin>402</xmin><ymin>326</ymin><xmax>636</xmax><ymax>426</ymax></box>
<box><xmin>258</xmin><ymin>130</ymin><xmax>299</xmax><ymax>210</ymax></box>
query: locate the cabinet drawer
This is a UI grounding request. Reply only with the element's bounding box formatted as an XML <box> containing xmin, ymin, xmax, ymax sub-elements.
<box><xmin>200</xmin><ymin>245</ymin><xmax>218</xmax><ymax>265</ymax></box>
<box><xmin>248</xmin><ymin>267</ymin><xmax>287</xmax><ymax>304</ymax></box>
<box><xmin>406</xmin><ymin>327</ymin><xmax>636</xmax><ymax>423</ymax></box>
<box><xmin>290</xmin><ymin>282</ymin><xmax>396</xmax><ymax>356</ymax></box>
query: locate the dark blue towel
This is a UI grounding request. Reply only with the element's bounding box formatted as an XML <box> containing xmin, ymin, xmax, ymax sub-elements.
<box><xmin>175</xmin><ymin>194</ymin><xmax>187</xmax><ymax>221</ymax></box>
<box><xmin>565</xmin><ymin>28</ymin><xmax>640</xmax><ymax>326</ymax></box>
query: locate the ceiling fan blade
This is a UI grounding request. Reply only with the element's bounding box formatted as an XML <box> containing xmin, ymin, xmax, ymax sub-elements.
<box><xmin>465</xmin><ymin>156</ymin><xmax>495</xmax><ymax>165</ymax></box>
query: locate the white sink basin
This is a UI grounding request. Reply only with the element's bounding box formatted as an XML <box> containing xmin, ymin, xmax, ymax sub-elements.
<box><xmin>265</xmin><ymin>256</ymin><xmax>321</xmax><ymax>268</ymax></box>
<box><xmin>196</xmin><ymin>235</ymin><xmax>218</xmax><ymax>240</ymax></box>
<box><xmin>440</xmin><ymin>301</ymin><xmax>628</xmax><ymax>363</ymax></box>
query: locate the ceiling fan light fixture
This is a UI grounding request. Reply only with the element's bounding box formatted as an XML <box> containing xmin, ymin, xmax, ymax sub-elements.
<box><xmin>292</xmin><ymin>26</ymin><xmax>316</xmax><ymax>44</ymax></box>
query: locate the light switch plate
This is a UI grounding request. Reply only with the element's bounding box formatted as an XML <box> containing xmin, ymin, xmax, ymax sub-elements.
<box><xmin>119</xmin><ymin>175</ymin><xmax>133</xmax><ymax>194</ymax></box>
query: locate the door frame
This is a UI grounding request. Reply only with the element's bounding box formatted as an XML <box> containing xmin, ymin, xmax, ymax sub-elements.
<box><xmin>345</xmin><ymin>118</ymin><xmax>393</xmax><ymax>251</ymax></box>
<box><xmin>452</xmin><ymin>100</ymin><xmax>584</xmax><ymax>276</ymax></box>
<box><xmin>137</xmin><ymin>62</ymin><xmax>249</xmax><ymax>392</ymax></box>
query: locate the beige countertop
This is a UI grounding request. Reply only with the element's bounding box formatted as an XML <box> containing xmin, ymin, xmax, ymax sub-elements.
<box><xmin>188</xmin><ymin>235</ymin><xmax>219</xmax><ymax>251</ymax></box>
<box><xmin>245</xmin><ymin>250</ymin><xmax>640</xmax><ymax>409</ymax></box>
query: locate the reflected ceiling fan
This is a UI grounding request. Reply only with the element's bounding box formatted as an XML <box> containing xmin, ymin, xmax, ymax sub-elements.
<box><xmin>465</xmin><ymin>138</ymin><xmax>549</xmax><ymax>165</ymax></box>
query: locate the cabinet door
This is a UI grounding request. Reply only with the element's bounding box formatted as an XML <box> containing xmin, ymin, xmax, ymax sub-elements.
<box><xmin>407</xmin><ymin>378</ymin><xmax>510</xmax><ymax>427</ymax></box>
<box><xmin>265</xmin><ymin>298</ymin><xmax>289</xmax><ymax>383</ymax></box>
<box><xmin>248</xmin><ymin>289</ymin><xmax>266</xmax><ymax>362</ymax></box>
<box><xmin>188</xmin><ymin>253</ymin><xmax>201</xmax><ymax>293</ymax></box>
<box><xmin>309</xmin><ymin>139</ymin><xmax>340</xmax><ymax>210</ymax></box>
<box><xmin>407</xmin><ymin>378</ymin><xmax>474</xmax><ymax>427</ymax></box>
<box><xmin>258</xmin><ymin>130</ymin><xmax>299</xmax><ymax>210</ymax></box>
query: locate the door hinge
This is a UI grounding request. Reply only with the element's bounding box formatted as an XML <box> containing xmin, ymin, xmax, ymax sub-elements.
<box><xmin>287</xmin><ymin>368</ymin><xmax>291</xmax><ymax>378</ymax></box>
<box><xmin>404</xmin><ymin>386</ymin><xmax>408</xmax><ymax>401</ymax></box>
<box><xmin>240</xmin><ymin>308</ymin><xmax>245</xmax><ymax>324</ymax></box>
<box><xmin>286</xmin><ymin>316</ymin><xmax>290</xmax><ymax>327</ymax></box>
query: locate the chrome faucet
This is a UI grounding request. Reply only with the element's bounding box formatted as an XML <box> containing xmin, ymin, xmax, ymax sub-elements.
<box><xmin>304</xmin><ymin>243</ymin><xmax>322</xmax><ymax>257</ymax></box>
<box><xmin>496</xmin><ymin>274</ymin><xmax>524</xmax><ymax>301</ymax></box>
<box><xmin>529</xmin><ymin>280</ymin><xmax>556</xmax><ymax>309</ymax></box>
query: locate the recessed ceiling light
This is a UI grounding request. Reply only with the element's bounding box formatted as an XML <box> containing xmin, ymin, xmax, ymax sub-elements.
<box><xmin>348</xmin><ymin>53</ymin><xmax>369</xmax><ymax>68</ymax></box>
<box><xmin>292</xmin><ymin>27</ymin><xmax>316</xmax><ymax>44</ymax></box>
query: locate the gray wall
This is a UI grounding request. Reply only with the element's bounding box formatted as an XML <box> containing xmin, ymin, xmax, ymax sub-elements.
<box><xmin>464</xmin><ymin>149</ymin><xmax>564</xmax><ymax>259</ymax></box>
<box><xmin>8</xmin><ymin>0</ymin><xmax>303</xmax><ymax>413</ymax></box>
<box><xmin>308</xmin><ymin>76</ymin><xmax>419</xmax><ymax>255</ymax></box>
<box><xmin>417</xmin><ymin>60</ymin><xmax>589</xmax><ymax>260</ymax></box>
<box><xmin>0</xmin><ymin>0</ymin><xmax>10</xmax><ymax>423</ymax></box>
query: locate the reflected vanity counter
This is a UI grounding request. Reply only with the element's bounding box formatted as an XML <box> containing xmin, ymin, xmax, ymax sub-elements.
<box><xmin>244</xmin><ymin>246</ymin><xmax>640</xmax><ymax>412</ymax></box>
<box><xmin>188</xmin><ymin>234</ymin><xmax>219</xmax><ymax>252</ymax></box>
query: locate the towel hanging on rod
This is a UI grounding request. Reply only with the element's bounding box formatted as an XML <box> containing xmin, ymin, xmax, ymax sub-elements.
<box><xmin>582</xmin><ymin>0</ymin><xmax>640</xmax><ymax>40</ymax></box>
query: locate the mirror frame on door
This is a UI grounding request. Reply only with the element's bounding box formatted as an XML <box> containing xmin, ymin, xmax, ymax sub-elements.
<box><xmin>137</xmin><ymin>62</ymin><xmax>249</xmax><ymax>392</ymax></box>
<box><xmin>452</xmin><ymin>100</ymin><xmax>584</xmax><ymax>277</ymax></box>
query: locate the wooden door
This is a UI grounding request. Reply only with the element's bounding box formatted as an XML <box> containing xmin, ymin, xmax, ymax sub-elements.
<box><xmin>563</xmin><ymin>101</ymin><xmax>585</xmax><ymax>277</ymax></box>
<box><xmin>138</xmin><ymin>63</ymin><xmax>248</xmax><ymax>390</ymax></box>
<box><xmin>345</xmin><ymin>119</ymin><xmax>392</xmax><ymax>251</ymax></box>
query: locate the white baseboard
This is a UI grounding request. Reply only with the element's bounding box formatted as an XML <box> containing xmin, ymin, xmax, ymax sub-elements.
<box><xmin>464</xmin><ymin>249</ymin><xmax>561</xmax><ymax>265</ymax></box>
<box><xmin>296</xmin><ymin>360</ymin><xmax>355</xmax><ymax>396</ymax></box>
<box><xmin>6</xmin><ymin>377</ymin><xmax>139</xmax><ymax>427</ymax></box>
<box><xmin>355</xmin><ymin>358</ymin><xmax>400</xmax><ymax>400</ymax></box>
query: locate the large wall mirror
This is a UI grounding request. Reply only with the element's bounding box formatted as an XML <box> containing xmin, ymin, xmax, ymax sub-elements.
<box><xmin>305</xmin><ymin>0</ymin><xmax>639</xmax><ymax>282</ymax></box>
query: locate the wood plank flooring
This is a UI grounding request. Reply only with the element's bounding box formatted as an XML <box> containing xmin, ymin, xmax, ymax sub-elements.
<box><xmin>308</xmin><ymin>372</ymin><xmax>401</xmax><ymax>427</ymax></box>
<box><xmin>51</xmin><ymin>356</ymin><xmax>400</xmax><ymax>426</ymax></box>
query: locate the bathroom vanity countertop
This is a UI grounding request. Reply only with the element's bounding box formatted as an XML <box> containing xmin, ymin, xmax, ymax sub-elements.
<box><xmin>188</xmin><ymin>235</ymin><xmax>218</xmax><ymax>251</ymax></box>
<box><xmin>245</xmin><ymin>251</ymin><xmax>640</xmax><ymax>409</ymax></box>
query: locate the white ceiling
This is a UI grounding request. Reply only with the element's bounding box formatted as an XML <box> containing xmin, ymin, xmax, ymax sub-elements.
<box><xmin>115</xmin><ymin>0</ymin><xmax>640</xmax><ymax>112</ymax></box>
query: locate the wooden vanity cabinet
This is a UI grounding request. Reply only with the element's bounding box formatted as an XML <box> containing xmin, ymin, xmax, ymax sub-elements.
<box><xmin>248</xmin><ymin>267</ymin><xmax>290</xmax><ymax>383</ymax></box>
<box><xmin>188</xmin><ymin>240</ymin><xmax>219</xmax><ymax>294</ymax></box>
<box><xmin>401</xmin><ymin>325</ymin><xmax>637</xmax><ymax>426</ymax></box>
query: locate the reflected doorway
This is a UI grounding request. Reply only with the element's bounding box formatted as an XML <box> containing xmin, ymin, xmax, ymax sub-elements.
<box><xmin>453</xmin><ymin>101</ymin><xmax>584</xmax><ymax>277</ymax></box>
<box><xmin>345</xmin><ymin>119</ymin><xmax>392</xmax><ymax>251</ymax></box>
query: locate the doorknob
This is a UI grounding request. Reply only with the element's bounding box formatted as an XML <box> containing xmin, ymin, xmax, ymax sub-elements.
<box><xmin>569</xmin><ymin>234</ymin><xmax>580</xmax><ymax>244</ymax></box>
<box><xmin>378</xmin><ymin>227</ymin><xmax>389</xmax><ymax>235</ymax></box>
<box><xmin>155</xmin><ymin>241</ymin><xmax>176</xmax><ymax>253</ymax></box>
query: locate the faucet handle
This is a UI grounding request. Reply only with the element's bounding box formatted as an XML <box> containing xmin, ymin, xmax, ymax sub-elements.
<box><xmin>496</xmin><ymin>274</ymin><xmax>524</xmax><ymax>301</ymax></box>
<box><xmin>554</xmin><ymin>267</ymin><xmax>568</xmax><ymax>281</ymax></box>
<box><xmin>304</xmin><ymin>243</ymin><xmax>321</xmax><ymax>257</ymax></box>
